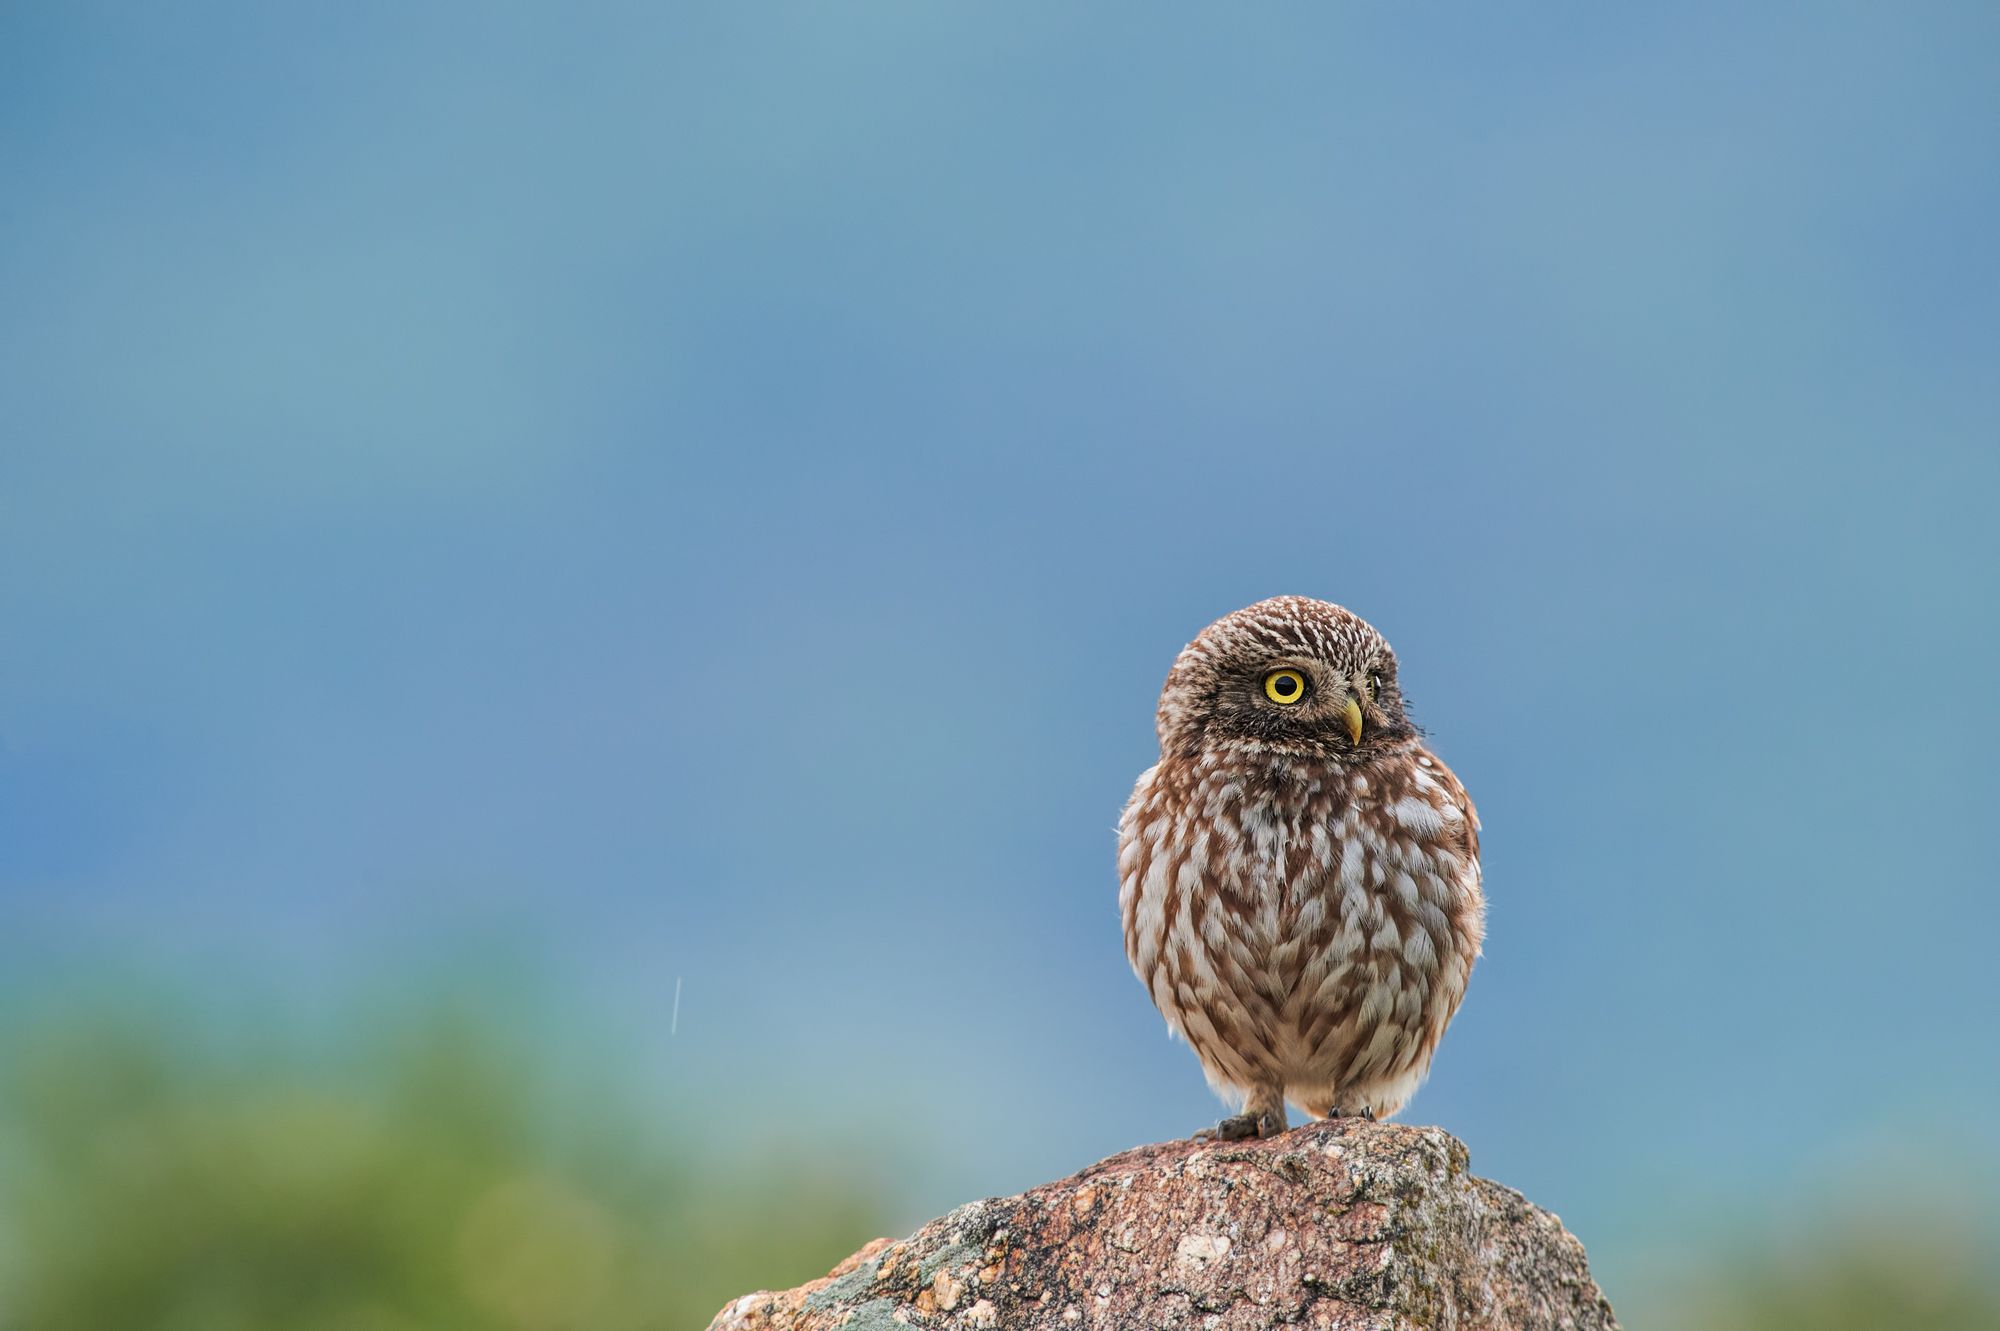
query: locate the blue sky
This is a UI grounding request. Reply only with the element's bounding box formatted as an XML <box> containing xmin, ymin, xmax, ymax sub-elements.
<box><xmin>4</xmin><ymin>2</ymin><xmax>1997</xmax><ymax>1306</ymax></box>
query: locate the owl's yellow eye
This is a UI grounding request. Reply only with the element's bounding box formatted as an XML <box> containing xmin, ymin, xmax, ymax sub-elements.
<box><xmin>1263</xmin><ymin>670</ymin><xmax>1307</xmax><ymax>705</ymax></box>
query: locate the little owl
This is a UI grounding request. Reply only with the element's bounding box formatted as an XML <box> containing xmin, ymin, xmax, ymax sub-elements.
<box><xmin>1118</xmin><ymin>597</ymin><xmax>1484</xmax><ymax>1140</ymax></box>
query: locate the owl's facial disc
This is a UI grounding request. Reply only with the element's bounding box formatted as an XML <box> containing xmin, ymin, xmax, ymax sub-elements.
<box><xmin>1155</xmin><ymin>597</ymin><xmax>1415</xmax><ymax>761</ymax></box>
<box><xmin>1256</xmin><ymin>664</ymin><xmax>1365</xmax><ymax>743</ymax></box>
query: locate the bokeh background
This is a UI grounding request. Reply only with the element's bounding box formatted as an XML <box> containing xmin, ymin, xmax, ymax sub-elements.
<box><xmin>5</xmin><ymin>4</ymin><xmax>1998</xmax><ymax>1327</ymax></box>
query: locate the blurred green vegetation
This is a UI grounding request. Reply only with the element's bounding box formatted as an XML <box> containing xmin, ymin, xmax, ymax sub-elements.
<box><xmin>0</xmin><ymin>1004</ymin><xmax>889</xmax><ymax>1331</ymax></box>
<box><xmin>2</xmin><ymin>999</ymin><xmax>1995</xmax><ymax>1331</ymax></box>
<box><xmin>1661</xmin><ymin>1206</ymin><xmax>2000</xmax><ymax>1331</ymax></box>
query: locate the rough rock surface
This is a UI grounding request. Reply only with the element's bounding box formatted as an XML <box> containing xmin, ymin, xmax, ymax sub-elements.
<box><xmin>707</xmin><ymin>1119</ymin><xmax>1617</xmax><ymax>1331</ymax></box>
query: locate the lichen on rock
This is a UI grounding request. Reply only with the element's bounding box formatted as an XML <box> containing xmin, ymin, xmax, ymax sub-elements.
<box><xmin>708</xmin><ymin>1118</ymin><xmax>1618</xmax><ymax>1330</ymax></box>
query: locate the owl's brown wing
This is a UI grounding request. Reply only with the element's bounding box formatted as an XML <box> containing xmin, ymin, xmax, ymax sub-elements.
<box><xmin>1416</xmin><ymin>746</ymin><xmax>1480</xmax><ymax>869</ymax></box>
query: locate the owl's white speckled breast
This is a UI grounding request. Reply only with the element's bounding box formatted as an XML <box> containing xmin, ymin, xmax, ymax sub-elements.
<box><xmin>1119</xmin><ymin>744</ymin><xmax>1483</xmax><ymax>1115</ymax></box>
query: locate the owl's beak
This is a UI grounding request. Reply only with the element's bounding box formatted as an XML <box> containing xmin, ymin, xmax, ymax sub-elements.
<box><xmin>1339</xmin><ymin>696</ymin><xmax>1364</xmax><ymax>745</ymax></box>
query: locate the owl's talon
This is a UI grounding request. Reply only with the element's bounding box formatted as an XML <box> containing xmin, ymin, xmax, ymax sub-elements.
<box><xmin>1194</xmin><ymin>1110</ymin><xmax>1285</xmax><ymax>1142</ymax></box>
<box><xmin>1193</xmin><ymin>1114</ymin><xmax>1256</xmax><ymax>1141</ymax></box>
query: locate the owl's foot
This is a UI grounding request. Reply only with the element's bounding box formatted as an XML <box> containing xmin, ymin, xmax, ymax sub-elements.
<box><xmin>1324</xmin><ymin>1105</ymin><xmax>1377</xmax><ymax>1122</ymax></box>
<box><xmin>1194</xmin><ymin>1110</ymin><xmax>1286</xmax><ymax>1141</ymax></box>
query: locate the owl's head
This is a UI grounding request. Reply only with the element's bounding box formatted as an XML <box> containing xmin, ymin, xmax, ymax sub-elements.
<box><xmin>1155</xmin><ymin>596</ymin><xmax>1417</xmax><ymax>763</ymax></box>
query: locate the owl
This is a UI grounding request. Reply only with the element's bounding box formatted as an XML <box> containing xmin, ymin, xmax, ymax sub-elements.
<box><xmin>1118</xmin><ymin>597</ymin><xmax>1484</xmax><ymax>1140</ymax></box>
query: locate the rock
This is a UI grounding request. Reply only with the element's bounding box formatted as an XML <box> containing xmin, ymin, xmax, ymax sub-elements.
<box><xmin>707</xmin><ymin>1119</ymin><xmax>1617</xmax><ymax>1331</ymax></box>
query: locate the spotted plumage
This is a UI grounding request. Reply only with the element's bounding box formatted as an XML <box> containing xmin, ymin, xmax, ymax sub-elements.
<box><xmin>1118</xmin><ymin>597</ymin><xmax>1483</xmax><ymax>1139</ymax></box>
